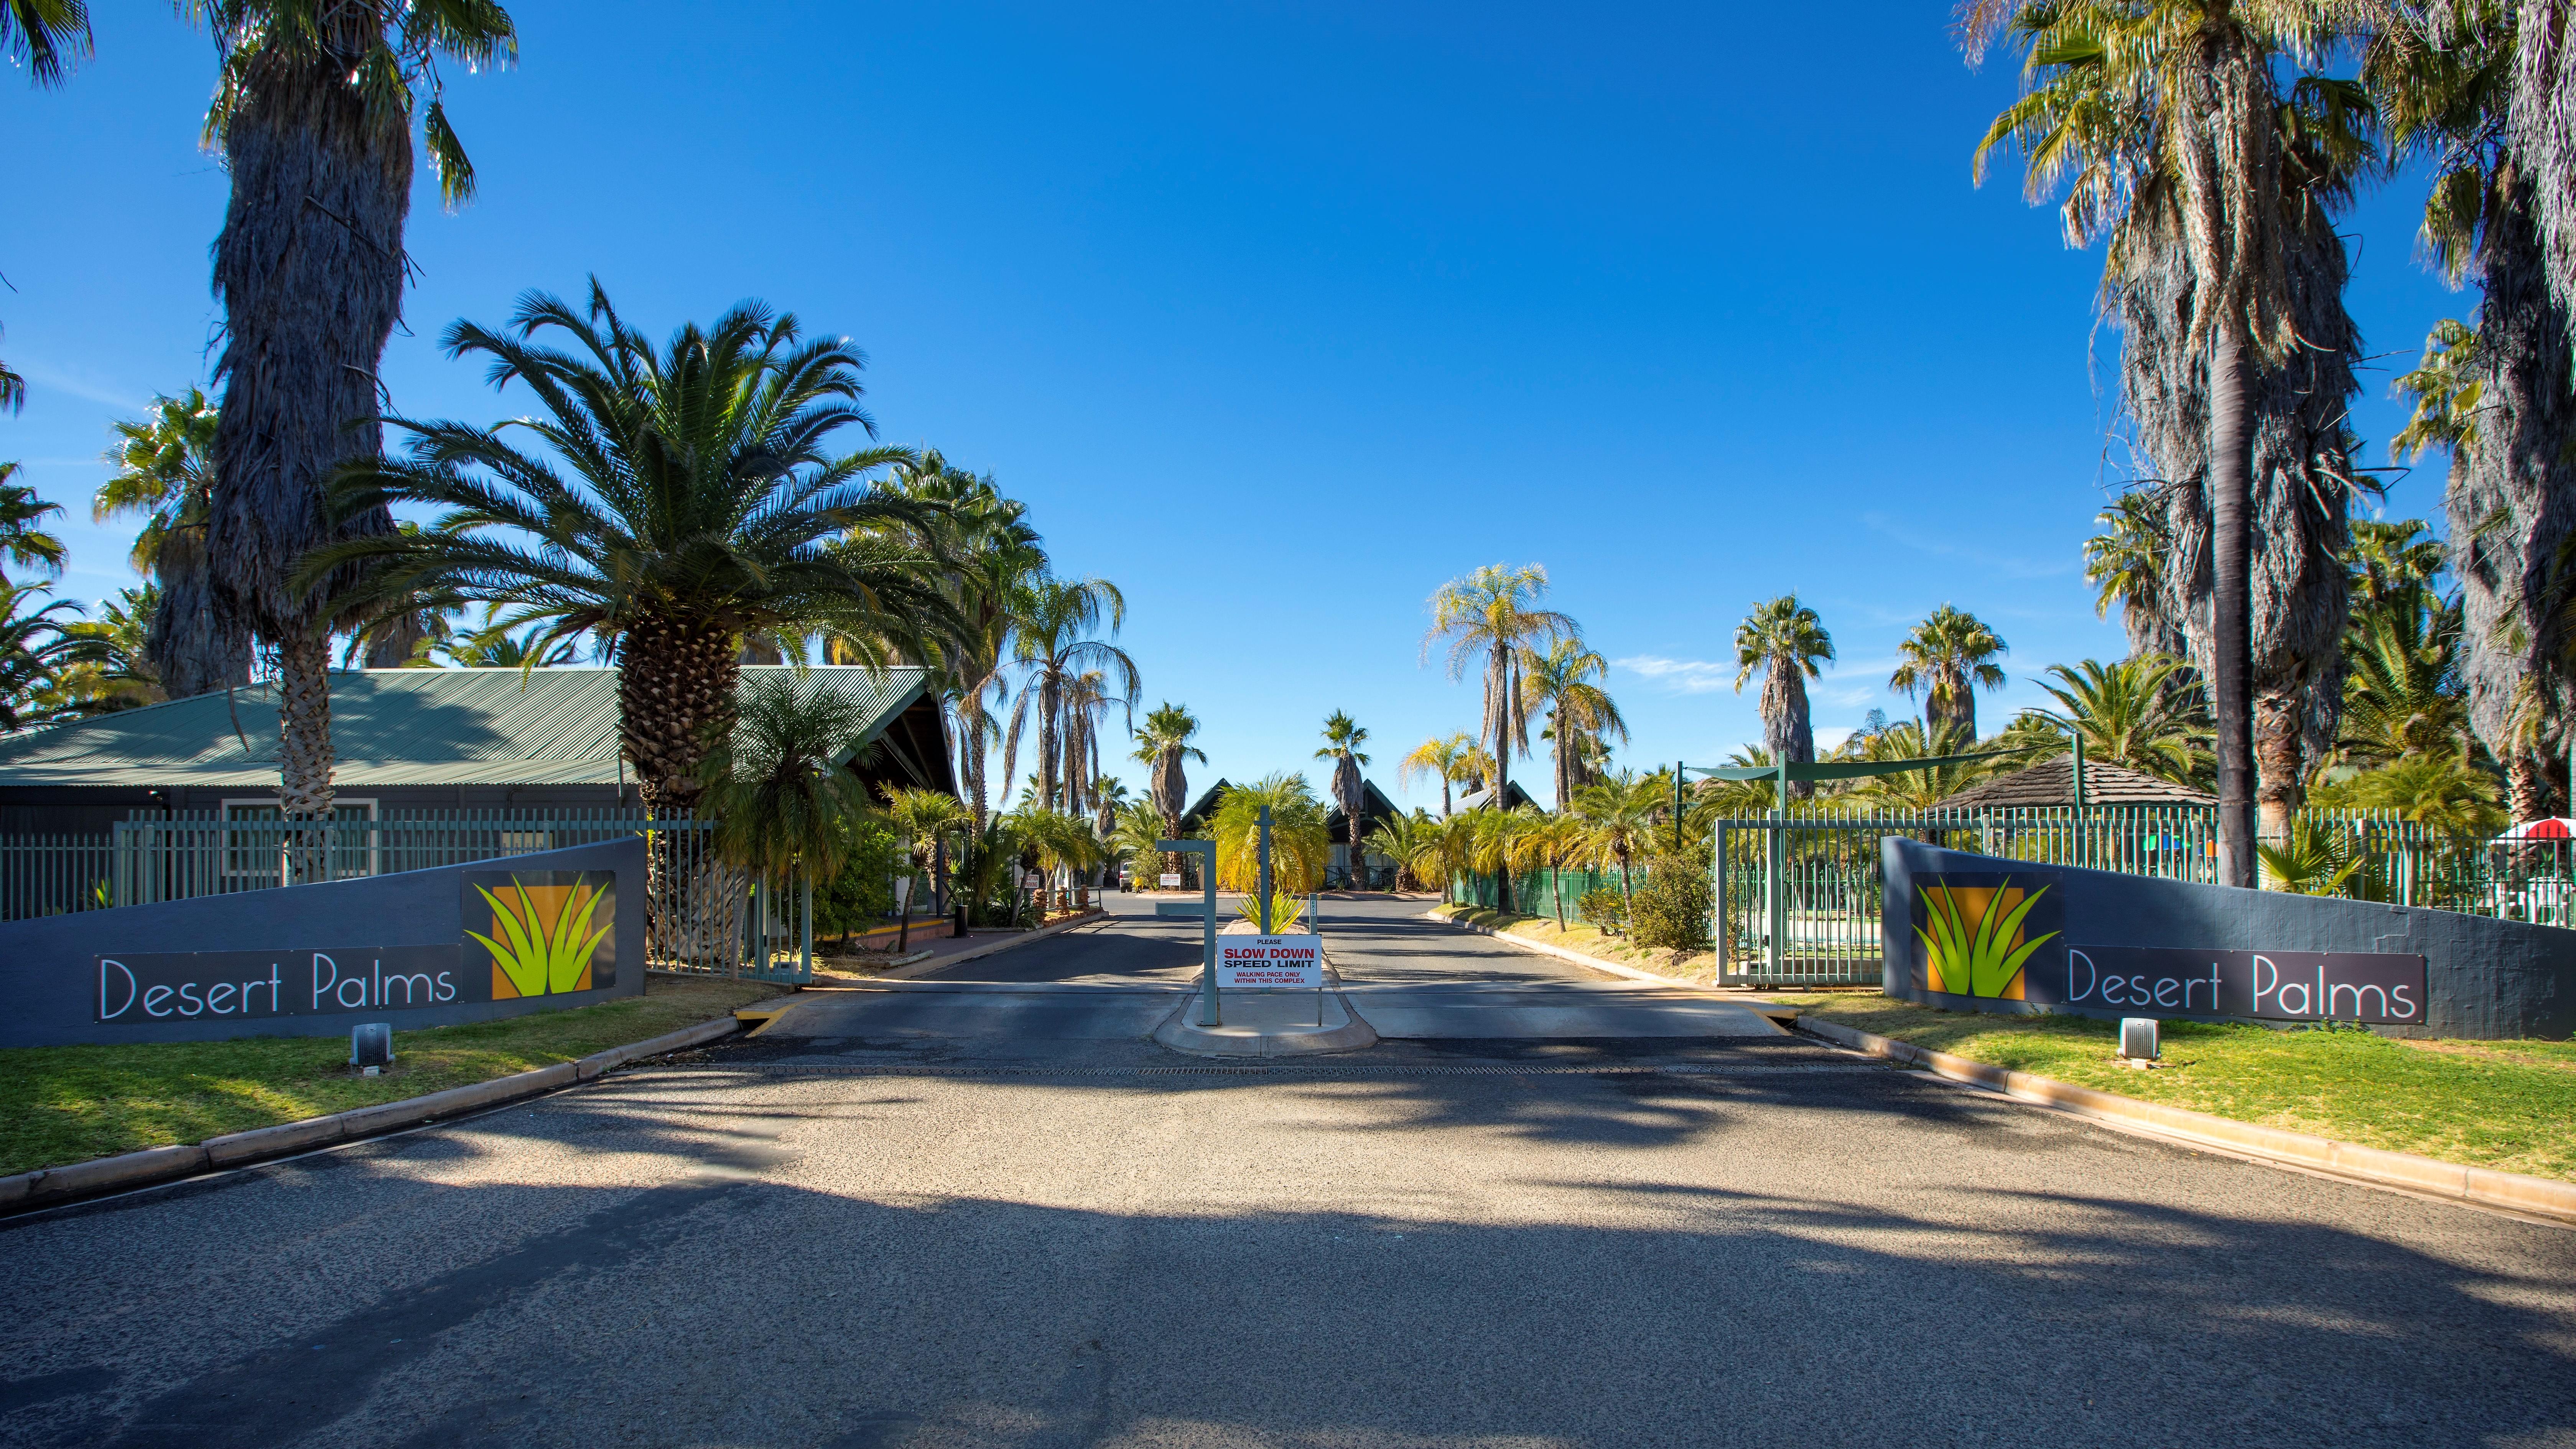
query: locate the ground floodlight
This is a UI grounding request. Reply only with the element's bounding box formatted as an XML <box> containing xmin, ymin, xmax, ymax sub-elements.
<box><xmin>351</xmin><ymin>1022</ymin><xmax>395</xmax><ymax>1070</ymax></box>
<box><xmin>2120</xmin><ymin>1017</ymin><xmax>2160</xmax><ymax>1063</ymax></box>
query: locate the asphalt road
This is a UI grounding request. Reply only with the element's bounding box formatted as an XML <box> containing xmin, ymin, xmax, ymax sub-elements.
<box><xmin>5</xmin><ymin>899</ymin><xmax>2574</xmax><ymax>1448</ymax></box>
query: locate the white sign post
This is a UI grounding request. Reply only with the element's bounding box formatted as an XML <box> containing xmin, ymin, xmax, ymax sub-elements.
<box><xmin>1159</xmin><ymin>872</ymin><xmax>1182</xmax><ymax>889</ymax></box>
<box><xmin>1219</xmin><ymin>934</ymin><xmax>1323</xmax><ymax>990</ymax></box>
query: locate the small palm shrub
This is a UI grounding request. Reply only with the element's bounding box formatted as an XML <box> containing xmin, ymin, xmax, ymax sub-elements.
<box><xmin>1577</xmin><ymin>887</ymin><xmax>1627</xmax><ymax>935</ymax></box>
<box><xmin>1628</xmin><ymin>857</ymin><xmax>1713</xmax><ymax>952</ymax></box>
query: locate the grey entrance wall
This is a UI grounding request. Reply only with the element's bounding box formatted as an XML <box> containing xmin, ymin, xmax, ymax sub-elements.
<box><xmin>0</xmin><ymin>836</ymin><xmax>645</xmax><ymax>1049</ymax></box>
<box><xmin>1882</xmin><ymin>838</ymin><xmax>2576</xmax><ymax>1039</ymax></box>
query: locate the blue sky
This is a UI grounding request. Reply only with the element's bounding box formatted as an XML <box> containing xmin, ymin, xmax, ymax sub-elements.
<box><xmin>5</xmin><ymin>2</ymin><xmax>2464</xmax><ymax>813</ymax></box>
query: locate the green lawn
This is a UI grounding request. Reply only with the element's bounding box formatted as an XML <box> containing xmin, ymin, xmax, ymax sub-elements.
<box><xmin>1765</xmin><ymin>992</ymin><xmax>2576</xmax><ymax>1184</ymax></box>
<box><xmin>0</xmin><ymin>975</ymin><xmax>788</xmax><ymax>1178</ymax></box>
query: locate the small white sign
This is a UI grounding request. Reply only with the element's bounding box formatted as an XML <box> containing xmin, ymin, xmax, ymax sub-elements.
<box><xmin>1159</xmin><ymin>873</ymin><xmax>1182</xmax><ymax>889</ymax></box>
<box><xmin>1219</xmin><ymin>934</ymin><xmax>1323</xmax><ymax>989</ymax></box>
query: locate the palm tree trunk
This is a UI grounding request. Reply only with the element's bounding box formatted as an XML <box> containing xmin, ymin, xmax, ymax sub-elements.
<box><xmin>274</xmin><ymin>631</ymin><xmax>335</xmax><ymax>825</ymax></box>
<box><xmin>205</xmin><ymin>40</ymin><xmax>403</xmax><ymax>818</ymax></box>
<box><xmin>618</xmin><ymin>614</ymin><xmax>741</xmax><ymax>814</ymax></box>
<box><xmin>2210</xmin><ymin>316</ymin><xmax>2258</xmax><ymax>887</ymax></box>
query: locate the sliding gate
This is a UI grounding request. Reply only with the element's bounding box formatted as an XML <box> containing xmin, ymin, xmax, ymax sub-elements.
<box><xmin>1711</xmin><ymin>817</ymin><xmax>1922</xmax><ymax>988</ymax></box>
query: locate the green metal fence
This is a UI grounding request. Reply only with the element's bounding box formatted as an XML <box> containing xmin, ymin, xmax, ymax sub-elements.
<box><xmin>0</xmin><ymin>808</ymin><xmax>814</xmax><ymax>983</ymax></box>
<box><xmin>1712</xmin><ymin>805</ymin><xmax>2576</xmax><ymax>988</ymax></box>
<box><xmin>1447</xmin><ymin>866</ymin><xmax>1632</xmax><ymax>922</ymax></box>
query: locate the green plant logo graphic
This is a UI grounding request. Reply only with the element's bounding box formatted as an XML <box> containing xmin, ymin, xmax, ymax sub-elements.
<box><xmin>469</xmin><ymin>875</ymin><xmax>613</xmax><ymax>999</ymax></box>
<box><xmin>1915</xmin><ymin>880</ymin><xmax>2058</xmax><ymax>1000</ymax></box>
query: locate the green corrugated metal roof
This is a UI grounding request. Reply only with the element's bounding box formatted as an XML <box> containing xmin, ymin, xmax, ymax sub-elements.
<box><xmin>0</xmin><ymin>665</ymin><xmax>931</xmax><ymax>788</ymax></box>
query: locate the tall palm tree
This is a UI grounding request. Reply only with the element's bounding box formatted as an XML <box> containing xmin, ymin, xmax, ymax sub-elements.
<box><xmin>1521</xmin><ymin>640</ymin><xmax>1628</xmax><ymax>811</ymax></box>
<box><xmin>1315</xmin><ymin>710</ymin><xmax>1371</xmax><ymax>887</ymax></box>
<box><xmin>192</xmin><ymin>0</ymin><xmax>515</xmax><ymax>820</ymax></box>
<box><xmin>1424</xmin><ymin>564</ymin><xmax>1578</xmax><ymax>906</ymax></box>
<box><xmin>870</xmin><ymin>451</ymin><xmax>1047</xmax><ymax>824</ymax></box>
<box><xmin>302</xmin><ymin>282</ymin><xmax>956</xmax><ymax>815</ymax></box>
<box><xmin>1733</xmin><ymin>594</ymin><xmax>1834</xmax><ymax>796</ymax></box>
<box><xmin>1129</xmin><ymin>701</ymin><xmax>1206</xmax><ymax>836</ymax></box>
<box><xmin>1006</xmin><ymin>575</ymin><xmax>1139</xmax><ymax>817</ymax></box>
<box><xmin>2</xmin><ymin>0</ymin><xmax>86</xmax><ymax>87</ymax></box>
<box><xmin>2374</xmin><ymin>1</ymin><xmax>2576</xmax><ymax>822</ymax></box>
<box><xmin>95</xmin><ymin>389</ymin><xmax>253</xmax><ymax>698</ymax></box>
<box><xmin>1508</xmin><ymin>810</ymin><xmax>1590</xmax><ymax>932</ymax></box>
<box><xmin>1971</xmin><ymin>0</ymin><xmax>2350</xmax><ymax>884</ymax></box>
<box><xmin>1397</xmin><ymin>731</ymin><xmax>1474</xmax><ymax>817</ymax></box>
<box><xmin>1889</xmin><ymin>604</ymin><xmax>2008</xmax><ymax>739</ymax></box>
<box><xmin>2509</xmin><ymin>0</ymin><xmax>2576</xmax><ymax>354</ymax></box>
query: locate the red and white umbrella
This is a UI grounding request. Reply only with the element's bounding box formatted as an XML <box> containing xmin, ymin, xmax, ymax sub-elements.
<box><xmin>2500</xmin><ymin>817</ymin><xmax>2576</xmax><ymax>840</ymax></box>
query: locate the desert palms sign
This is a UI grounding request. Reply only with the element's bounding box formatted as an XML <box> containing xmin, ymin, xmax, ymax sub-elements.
<box><xmin>1908</xmin><ymin>868</ymin><xmax>2424</xmax><ymax>1026</ymax></box>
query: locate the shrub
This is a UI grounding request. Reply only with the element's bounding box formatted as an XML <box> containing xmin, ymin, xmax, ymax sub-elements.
<box><xmin>1577</xmin><ymin>887</ymin><xmax>1627</xmax><ymax>935</ymax></box>
<box><xmin>1628</xmin><ymin>856</ymin><xmax>1713</xmax><ymax>952</ymax></box>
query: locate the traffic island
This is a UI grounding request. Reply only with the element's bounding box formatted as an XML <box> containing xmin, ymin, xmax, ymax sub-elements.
<box><xmin>1154</xmin><ymin>987</ymin><xmax>1378</xmax><ymax>1057</ymax></box>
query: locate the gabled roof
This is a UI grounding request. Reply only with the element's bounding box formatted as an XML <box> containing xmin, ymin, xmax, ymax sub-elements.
<box><xmin>1934</xmin><ymin>756</ymin><xmax>2214</xmax><ymax>810</ymax></box>
<box><xmin>1176</xmin><ymin>778</ymin><xmax>1234</xmax><ymax>833</ymax></box>
<box><xmin>0</xmin><ymin>666</ymin><xmax>933</xmax><ymax>789</ymax></box>
<box><xmin>1324</xmin><ymin>779</ymin><xmax>1401</xmax><ymax>833</ymax></box>
<box><xmin>1455</xmin><ymin>780</ymin><xmax>1541</xmax><ymax>813</ymax></box>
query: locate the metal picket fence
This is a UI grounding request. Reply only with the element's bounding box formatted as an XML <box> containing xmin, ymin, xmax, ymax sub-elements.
<box><xmin>1712</xmin><ymin>805</ymin><xmax>2573</xmax><ymax>988</ymax></box>
<box><xmin>0</xmin><ymin>808</ymin><xmax>812</xmax><ymax>983</ymax></box>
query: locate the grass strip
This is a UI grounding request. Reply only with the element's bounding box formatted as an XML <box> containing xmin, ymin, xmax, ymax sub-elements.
<box><xmin>1767</xmin><ymin>993</ymin><xmax>2576</xmax><ymax>1184</ymax></box>
<box><xmin>0</xmin><ymin>976</ymin><xmax>788</xmax><ymax>1178</ymax></box>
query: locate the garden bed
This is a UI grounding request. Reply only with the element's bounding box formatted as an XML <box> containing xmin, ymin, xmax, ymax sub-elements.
<box><xmin>1432</xmin><ymin>903</ymin><xmax>1718</xmax><ymax>981</ymax></box>
<box><xmin>0</xmin><ymin>975</ymin><xmax>790</xmax><ymax>1177</ymax></box>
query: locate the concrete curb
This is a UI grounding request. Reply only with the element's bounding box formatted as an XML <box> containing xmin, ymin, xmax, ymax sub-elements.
<box><xmin>0</xmin><ymin>1012</ymin><xmax>746</xmax><ymax>1218</ymax></box>
<box><xmin>1427</xmin><ymin>909</ymin><xmax>1710</xmax><ymax>991</ymax></box>
<box><xmin>867</xmin><ymin>908</ymin><xmax>1112</xmax><ymax>981</ymax></box>
<box><xmin>1153</xmin><ymin>990</ymin><xmax>1380</xmax><ymax>1058</ymax></box>
<box><xmin>1796</xmin><ymin>1014</ymin><xmax>2576</xmax><ymax>1227</ymax></box>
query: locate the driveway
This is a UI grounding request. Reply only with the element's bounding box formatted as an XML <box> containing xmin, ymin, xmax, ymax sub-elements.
<box><xmin>3</xmin><ymin>900</ymin><xmax>2571</xmax><ymax>1447</ymax></box>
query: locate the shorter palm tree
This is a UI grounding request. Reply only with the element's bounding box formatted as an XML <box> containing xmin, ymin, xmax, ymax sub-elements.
<box><xmin>2309</xmin><ymin>754</ymin><xmax>2505</xmax><ymax>843</ymax></box>
<box><xmin>696</xmin><ymin>676</ymin><xmax>881</xmax><ymax>974</ymax></box>
<box><xmin>1109</xmin><ymin>800</ymin><xmax>1180</xmax><ymax>891</ymax></box>
<box><xmin>0</xmin><ymin>583</ymin><xmax>103</xmax><ymax>731</ymax></box>
<box><xmin>1210</xmin><ymin>774</ymin><xmax>1332</xmax><ymax>897</ymax></box>
<box><xmin>882</xmin><ymin>786</ymin><xmax>973</xmax><ymax>950</ymax></box>
<box><xmin>1363</xmin><ymin>810</ymin><xmax>1444</xmax><ymax>894</ymax></box>
<box><xmin>1508</xmin><ymin>810</ymin><xmax>1589</xmax><ymax>931</ymax></box>
<box><xmin>2006</xmin><ymin>657</ymin><xmax>2212</xmax><ymax>787</ymax></box>
<box><xmin>1853</xmin><ymin>721</ymin><xmax>1993</xmax><ymax>811</ymax></box>
<box><xmin>1571</xmin><ymin>771</ymin><xmax>1664</xmax><ymax>917</ymax></box>
<box><xmin>1014</xmin><ymin>807</ymin><xmax>1104</xmax><ymax>912</ymax></box>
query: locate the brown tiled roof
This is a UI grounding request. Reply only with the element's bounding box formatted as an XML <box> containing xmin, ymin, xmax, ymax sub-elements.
<box><xmin>1934</xmin><ymin>756</ymin><xmax>2214</xmax><ymax>809</ymax></box>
